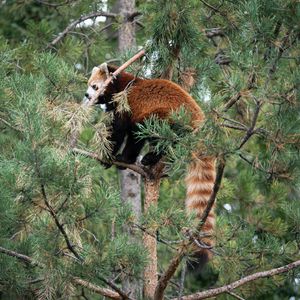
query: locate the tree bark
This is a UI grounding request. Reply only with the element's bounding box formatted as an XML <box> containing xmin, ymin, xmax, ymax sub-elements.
<box><xmin>143</xmin><ymin>162</ymin><xmax>165</xmax><ymax>299</ymax></box>
<box><xmin>143</xmin><ymin>178</ymin><xmax>160</xmax><ymax>298</ymax></box>
<box><xmin>117</xmin><ymin>0</ymin><xmax>141</xmax><ymax>297</ymax></box>
<box><xmin>118</xmin><ymin>0</ymin><xmax>136</xmax><ymax>53</ymax></box>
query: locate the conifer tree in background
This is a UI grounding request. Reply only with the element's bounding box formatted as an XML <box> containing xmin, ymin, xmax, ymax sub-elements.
<box><xmin>0</xmin><ymin>0</ymin><xmax>300</xmax><ymax>300</ymax></box>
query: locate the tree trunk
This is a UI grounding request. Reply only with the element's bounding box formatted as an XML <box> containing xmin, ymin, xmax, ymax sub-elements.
<box><xmin>143</xmin><ymin>178</ymin><xmax>160</xmax><ymax>299</ymax></box>
<box><xmin>118</xmin><ymin>0</ymin><xmax>136</xmax><ymax>52</ymax></box>
<box><xmin>117</xmin><ymin>0</ymin><xmax>141</xmax><ymax>297</ymax></box>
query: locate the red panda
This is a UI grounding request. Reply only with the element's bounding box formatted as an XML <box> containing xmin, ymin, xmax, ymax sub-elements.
<box><xmin>84</xmin><ymin>63</ymin><xmax>216</xmax><ymax>262</ymax></box>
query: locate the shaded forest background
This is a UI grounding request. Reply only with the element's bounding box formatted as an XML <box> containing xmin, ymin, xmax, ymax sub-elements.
<box><xmin>0</xmin><ymin>0</ymin><xmax>299</xmax><ymax>299</ymax></box>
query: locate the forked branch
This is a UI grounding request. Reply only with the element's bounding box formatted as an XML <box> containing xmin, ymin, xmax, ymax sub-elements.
<box><xmin>154</xmin><ymin>157</ymin><xmax>226</xmax><ymax>300</ymax></box>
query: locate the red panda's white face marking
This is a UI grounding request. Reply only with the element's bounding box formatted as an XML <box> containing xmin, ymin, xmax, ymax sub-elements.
<box><xmin>83</xmin><ymin>64</ymin><xmax>109</xmax><ymax>106</ymax></box>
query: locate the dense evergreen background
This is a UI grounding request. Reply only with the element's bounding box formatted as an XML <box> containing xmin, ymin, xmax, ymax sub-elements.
<box><xmin>0</xmin><ymin>0</ymin><xmax>299</xmax><ymax>299</ymax></box>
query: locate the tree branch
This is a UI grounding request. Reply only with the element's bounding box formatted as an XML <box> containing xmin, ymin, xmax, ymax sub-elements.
<box><xmin>40</xmin><ymin>181</ymin><xmax>83</xmax><ymax>261</ymax></box>
<box><xmin>171</xmin><ymin>259</ymin><xmax>300</xmax><ymax>300</ymax></box>
<box><xmin>35</xmin><ymin>0</ymin><xmax>74</xmax><ymax>7</ymax></box>
<box><xmin>197</xmin><ymin>158</ymin><xmax>226</xmax><ymax>231</ymax></box>
<box><xmin>154</xmin><ymin>248</ymin><xmax>186</xmax><ymax>300</ymax></box>
<box><xmin>72</xmin><ymin>278</ymin><xmax>122</xmax><ymax>300</ymax></box>
<box><xmin>154</xmin><ymin>157</ymin><xmax>226</xmax><ymax>300</ymax></box>
<box><xmin>72</xmin><ymin>147</ymin><xmax>148</xmax><ymax>177</ymax></box>
<box><xmin>0</xmin><ymin>116</ymin><xmax>22</xmax><ymax>132</ymax></box>
<box><xmin>238</xmin><ymin>101</ymin><xmax>261</xmax><ymax>150</ymax></box>
<box><xmin>47</xmin><ymin>11</ymin><xmax>118</xmax><ymax>49</ymax></box>
<box><xmin>0</xmin><ymin>246</ymin><xmax>41</xmax><ymax>267</ymax></box>
<box><xmin>0</xmin><ymin>246</ymin><xmax>134</xmax><ymax>300</ymax></box>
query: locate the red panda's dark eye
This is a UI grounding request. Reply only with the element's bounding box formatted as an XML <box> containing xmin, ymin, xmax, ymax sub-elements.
<box><xmin>92</xmin><ymin>84</ymin><xmax>98</xmax><ymax>90</ymax></box>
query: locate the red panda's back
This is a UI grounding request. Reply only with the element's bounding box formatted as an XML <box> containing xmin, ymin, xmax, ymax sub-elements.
<box><xmin>128</xmin><ymin>79</ymin><xmax>204</xmax><ymax>127</ymax></box>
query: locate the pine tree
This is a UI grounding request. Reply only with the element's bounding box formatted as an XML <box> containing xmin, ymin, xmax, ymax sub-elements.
<box><xmin>0</xmin><ymin>0</ymin><xmax>300</xmax><ymax>299</ymax></box>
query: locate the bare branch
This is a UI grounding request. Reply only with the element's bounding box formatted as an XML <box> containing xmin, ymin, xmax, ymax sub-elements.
<box><xmin>0</xmin><ymin>246</ymin><xmax>41</xmax><ymax>267</ymax></box>
<box><xmin>35</xmin><ymin>0</ymin><xmax>74</xmax><ymax>7</ymax></box>
<box><xmin>200</xmin><ymin>0</ymin><xmax>237</xmax><ymax>29</ymax></box>
<box><xmin>72</xmin><ymin>147</ymin><xmax>148</xmax><ymax>177</ymax></box>
<box><xmin>47</xmin><ymin>11</ymin><xmax>118</xmax><ymax>49</ymax></box>
<box><xmin>171</xmin><ymin>259</ymin><xmax>300</xmax><ymax>300</ymax></box>
<box><xmin>73</xmin><ymin>278</ymin><xmax>122</xmax><ymax>300</ymax></box>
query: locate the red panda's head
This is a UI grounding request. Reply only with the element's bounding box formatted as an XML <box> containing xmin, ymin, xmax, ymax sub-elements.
<box><xmin>83</xmin><ymin>63</ymin><xmax>110</xmax><ymax>106</ymax></box>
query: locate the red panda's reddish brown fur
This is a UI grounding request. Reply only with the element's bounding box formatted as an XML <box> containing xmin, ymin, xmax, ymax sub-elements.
<box><xmin>87</xmin><ymin>65</ymin><xmax>216</xmax><ymax>261</ymax></box>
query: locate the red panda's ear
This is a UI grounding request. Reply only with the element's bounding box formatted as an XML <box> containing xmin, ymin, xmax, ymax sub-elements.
<box><xmin>98</xmin><ymin>63</ymin><xmax>109</xmax><ymax>78</ymax></box>
<box><xmin>92</xmin><ymin>66</ymin><xmax>100</xmax><ymax>74</ymax></box>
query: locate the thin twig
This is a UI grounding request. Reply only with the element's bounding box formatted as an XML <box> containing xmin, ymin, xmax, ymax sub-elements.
<box><xmin>0</xmin><ymin>117</ymin><xmax>22</xmax><ymax>132</ymax></box>
<box><xmin>238</xmin><ymin>101</ymin><xmax>261</xmax><ymax>150</ymax></box>
<box><xmin>47</xmin><ymin>11</ymin><xmax>118</xmax><ymax>49</ymax></box>
<box><xmin>32</xmin><ymin>149</ymin><xmax>83</xmax><ymax>261</ymax></box>
<box><xmin>226</xmin><ymin>291</ymin><xmax>246</xmax><ymax>300</ymax></box>
<box><xmin>40</xmin><ymin>182</ymin><xmax>83</xmax><ymax>261</ymax></box>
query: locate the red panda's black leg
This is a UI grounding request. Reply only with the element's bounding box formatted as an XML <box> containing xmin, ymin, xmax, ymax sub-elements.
<box><xmin>141</xmin><ymin>151</ymin><xmax>163</xmax><ymax>166</ymax></box>
<box><xmin>102</xmin><ymin>114</ymin><xmax>129</xmax><ymax>169</ymax></box>
<box><xmin>115</xmin><ymin>128</ymin><xmax>145</xmax><ymax>165</ymax></box>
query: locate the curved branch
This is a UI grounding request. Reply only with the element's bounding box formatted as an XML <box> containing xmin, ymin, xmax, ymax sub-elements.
<box><xmin>47</xmin><ymin>11</ymin><xmax>117</xmax><ymax>49</ymax></box>
<box><xmin>171</xmin><ymin>259</ymin><xmax>300</xmax><ymax>300</ymax></box>
<box><xmin>197</xmin><ymin>158</ymin><xmax>225</xmax><ymax>231</ymax></box>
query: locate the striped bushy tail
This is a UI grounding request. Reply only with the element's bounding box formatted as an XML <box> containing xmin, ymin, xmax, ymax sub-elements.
<box><xmin>185</xmin><ymin>156</ymin><xmax>216</xmax><ymax>263</ymax></box>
